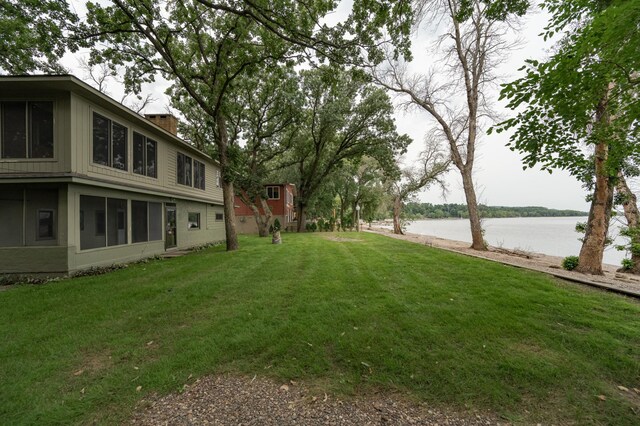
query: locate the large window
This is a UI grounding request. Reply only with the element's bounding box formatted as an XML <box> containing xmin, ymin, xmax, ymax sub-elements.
<box><xmin>80</xmin><ymin>196</ymin><xmax>128</xmax><ymax>250</ymax></box>
<box><xmin>92</xmin><ymin>113</ymin><xmax>127</xmax><ymax>170</ymax></box>
<box><xmin>132</xmin><ymin>200</ymin><xmax>162</xmax><ymax>243</ymax></box>
<box><xmin>133</xmin><ymin>132</ymin><xmax>157</xmax><ymax>178</ymax></box>
<box><xmin>177</xmin><ymin>152</ymin><xmax>205</xmax><ymax>190</ymax></box>
<box><xmin>1</xmin><ymin>101</ymin><xmax>54</xmax><ymax>159</ymax></box>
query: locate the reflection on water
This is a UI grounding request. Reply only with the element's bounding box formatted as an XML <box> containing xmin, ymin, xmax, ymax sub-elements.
<box><xmin>398</xmin><ymin>217</ymin><xmax>625</xmax><ymax>267</ymax></box>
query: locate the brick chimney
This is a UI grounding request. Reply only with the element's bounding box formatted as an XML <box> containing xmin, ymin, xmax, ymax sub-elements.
<box><xmin>145</xmin><ymin>114</ymin><xmax>178</xmax><ymax>136</ymax></box>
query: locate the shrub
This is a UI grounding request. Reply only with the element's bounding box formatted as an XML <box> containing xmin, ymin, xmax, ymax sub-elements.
<box><xmin>272</xmin><ymin>218</ymin><xmax>281</xmax><ymax>233</ymax></box>
<box><xmin>305</xmin><ymin>222</ymin><xmax>313</xmax><ymax>232</ymax></box>
<box><xmin>562</xmin><ymin>256</ymin><xmax>579</xmax><ymax>271</ymax></box>
<box><xmin>621</xmin><ymin>258</ymin><xmax>634</xmax><ymax>271</ymax></box>
<box><xmin>310</xmin><ymin>222</ymin><xmax>318</xmax><ymax>232</ymax></box>
<box><xmin>317</xmin><ymin>218</ymin><xmax>326</xmax><ymax>232</ymax></box>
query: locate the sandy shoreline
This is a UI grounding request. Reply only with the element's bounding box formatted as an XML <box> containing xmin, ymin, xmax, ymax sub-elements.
<box><xmin>366</xmin><ymin>227</ymin><xmax>640</xmax><ymax>298</ymax></box>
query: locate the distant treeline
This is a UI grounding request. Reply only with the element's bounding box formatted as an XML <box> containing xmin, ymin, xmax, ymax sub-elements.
<box><xmin>404</xmin><ymin>203</ymin><xmax>588</xmax><ymax>219</ymax></box>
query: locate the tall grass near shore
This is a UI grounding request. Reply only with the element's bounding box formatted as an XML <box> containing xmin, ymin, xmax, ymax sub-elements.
<box><xmin>1</xmin><ymin>233</ymin><xmax>638</xmax><ymax>424</ymax></box>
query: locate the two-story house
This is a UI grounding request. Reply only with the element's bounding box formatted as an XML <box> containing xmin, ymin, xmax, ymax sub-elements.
<box><xmin>234</xmin><ymin>183</ymin><xmax>296</xmax><ymax>233</ymax></box>
<box><xmin>0</xmin><ymin>75</ymin><xmax>226</xmax><ymax>276</ymax></box>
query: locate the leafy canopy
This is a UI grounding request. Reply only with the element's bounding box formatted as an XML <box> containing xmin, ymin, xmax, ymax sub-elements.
<box><xmin>0</xmin><ymin>0</ymin><xmax>80</xmax><ymax>73</ymax></box>
<box><xmin>494</xmin><ymin>0</ymin><xmax>640</xmax><ymax>179</ymax></box>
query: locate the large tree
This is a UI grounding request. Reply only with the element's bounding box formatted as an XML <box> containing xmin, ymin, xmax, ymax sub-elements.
<box><xmin>286</xmin><ymin>66</ymin><xmax>411</xmax><ymax>231</ymax></box>
<box><xmin>83</xmin><ymin>0</ymin><xmax>339</xmax><ymax>250</ymax></box>
<box><xmin>228</xmin><ymin>69</ymin><xmax>302</xmax><ymax>237</ymax></box>
<box><xmin>495</xmin><ymin>0</ymin><xmax>640</xmax><ymax>274</ymax></box>
<box><xmin>372</xmin><ymin>0</ymin><xmax>525</xmax><ymax>250</ymax></box>
<box><xmin>389</xmin><ymin>139</ymin><xmax>450</xmax><ymax>235</ymax></box>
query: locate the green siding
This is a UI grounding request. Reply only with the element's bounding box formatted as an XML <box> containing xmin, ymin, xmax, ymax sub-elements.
<box><xmin>0</xmin><ymin>247</ymin><xmax>68</xmax><ymax>274</ymax></box>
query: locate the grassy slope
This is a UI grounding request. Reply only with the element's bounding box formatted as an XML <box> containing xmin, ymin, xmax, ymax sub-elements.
<box><xmin>0</xmin><ymin>233</ymin><xmax>638</xmax><ymax>425</ymax></box>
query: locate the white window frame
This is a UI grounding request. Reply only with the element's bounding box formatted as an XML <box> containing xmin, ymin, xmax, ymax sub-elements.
<box><xmin>266</xmin><ymin>186</ymin><xmax>280</xmax><ymax>200</ymax></box>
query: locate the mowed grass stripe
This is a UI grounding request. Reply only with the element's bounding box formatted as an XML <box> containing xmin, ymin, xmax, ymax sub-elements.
<box><xmin>0</xmin><ymin>232</ymin><xmax>638</xmax><ymax>425</ymax></box>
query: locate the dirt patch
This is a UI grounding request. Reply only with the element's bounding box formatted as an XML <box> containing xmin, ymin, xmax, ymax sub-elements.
<box><xmin>612</xmin><ymin>384</ymin><xmax>640</xmax><ymax>412</ymax></box>
<box><xmin>72</xmin><ymin>350</ymin><xmax>112</xmax><ymax>377</ymax></box>
<box><xmin>325</xmin><ymin>236</ymin><xmax>364</xmax><ymax>243</ymax></box>
<box><xmin>130</xmin><ymin>375</ymin><xmax>502</xmax><ymax>425</ymax></box>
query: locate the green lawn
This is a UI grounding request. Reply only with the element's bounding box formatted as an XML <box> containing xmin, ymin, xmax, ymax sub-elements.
<box><xmin>1</xmin><ymin>232</ymin><xmax>639</xmax><ymax>424</ymax></box>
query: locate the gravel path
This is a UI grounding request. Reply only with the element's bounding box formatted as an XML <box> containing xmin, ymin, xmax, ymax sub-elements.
<box><xmin>130</xmin><ymin>375</ymin><xmax>502</xmax><ymax>425</ymax></box>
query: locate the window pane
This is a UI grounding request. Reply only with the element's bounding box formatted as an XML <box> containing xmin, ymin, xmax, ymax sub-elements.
<box><xmin>215</xmin><ymin>212</ymin><xmax>224</xmax><ymax>221</ymax></box>
<box><xmin>107</xmin><ymin>198</ymin><xmax>127</xmax><ymax>246</ymax></box>
<box><xmin>146</xmin><ymin>139</ymin><xmax>157</xmax><ymax>178</ymax></box>
<box><xmin>132</xmin><ymin>200</ymin><xmax>148</xmax><ymax>243</ymax></box>
<box><xmin>194</xmin><ymin>161</ymin><xmax>205</xmax><ymax>190</ymax></box>
<box><xmin>148</xmin><ymin>202</ymin><xmax>163</xmax><ymax>241</ymax></box>
<box><xmin>38</xmin><ymin>210</ymin><xmax>54</xmax><ymax>239</ymax></box>
<box><xmin>133</xmin><ymin>132</ymin><xmax>145</xmax><ymax>175</ymax></box>
<box><xmin>92</xmin><ymin>113</ymin><xmax>109</xmax><ymax>166</ymax></box>
<box><xmin>80</xmin><ymin>195</ymin><xmax>106</xmax><ymax>250</ymax></box>
<box><xmin>2</xmin><ymin>102</ymin><xmax>27</xmax><ymax>158</ymax></box>
<box><xmin>177</xmin><ymin>153</ymin><xmax>185</xmax><ymax>185</ymax></box>
<box><xmin>193</xmin><ymin>161</ymin><xmax>200</xmax><ymax>189</ymax></box>
<box><xmin>185</xmin><ymin>156</ymin><xmax>192</xmax><ymax>186</ymax></box>
<box><xmin>112</xmin><ymin>122</ymin><xmax>127</xmax><ymax>171</ymax></box>
<box><xmin>29</xmin><ymin>102</ymin><xmax>54</xmax><ymax>158</ymax></box>
<box><xmin>188</xmin><ymin>212</ymin><xmax>200</xmax><ymax>229</ymax></box>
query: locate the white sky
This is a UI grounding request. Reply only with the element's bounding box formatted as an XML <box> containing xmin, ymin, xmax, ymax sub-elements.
<box><xmin>63</xmin><ymin>0</ymin><xmax>591</xmax><ymax>211</ymax></box>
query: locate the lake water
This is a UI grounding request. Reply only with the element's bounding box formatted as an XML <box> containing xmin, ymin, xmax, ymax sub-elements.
<box><xmin>398</xmin><ymin>217</ymin><xmax>626</xmax><ymax>267</ymax></box>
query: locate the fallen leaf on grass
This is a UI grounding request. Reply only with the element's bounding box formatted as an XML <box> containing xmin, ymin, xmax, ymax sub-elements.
<box><xmin>73</xmin><ymin>369</ymin><xmax>84</xmax><ymax>376</ymax></box>
<box><xmin>146</xmin><ymin>341</ymin><xmax>154</xmax><ymax>346</ymax></box>
<box><xmin>136</xmin><ymin>386</ymin><xmax>142</xmax><ymax>392</ymax></box>
<box><xmin>617</xmin><ymin>385</ymin><xmax>629</xmax><ymax>392</ymax></box>
<box><xmin>597</xmin><ymin>395</ymin><xmax>607</xmax><ymax>401</ymax></box>
<box><xmin>279</xmin><ymin>384</ymin><xmax>289</xmax><ymax>392</ymax></box>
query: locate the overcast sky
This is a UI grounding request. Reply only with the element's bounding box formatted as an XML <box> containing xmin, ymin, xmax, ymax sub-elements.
<box><xmin>64</xmin><ymin>0</ymin><xmax>591</xmax><ymax>211</ymax></box>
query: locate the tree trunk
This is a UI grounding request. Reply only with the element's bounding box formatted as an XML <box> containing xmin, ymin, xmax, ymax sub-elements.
<box><xmin>393</xmin><ymin>196</ymin><xmax>403</xmax><ymax>235</ymax></box>
<box><xmin>296</xmin><ymin>199</ymin><xmax>307</xmax><ymax>232</ymax></box>
<box><xmin>576</xmin><ymin>141</ymin><xmax>613</xmax><ymax>275</ymax></box>
<box><xmin>461</xmin><ymin>168</ymin><xmax>485</xmax><ymax>250</ymax></box>
<box><xmin>215</xmin><ymin>112</ymin><xmax>239</xmax><ymax>251</ymax></box>
<box><xmin>248</xmin><ymin>199</ymin><xmax>271</xmax><ymax>237</ymax></box>
<box><xmin>616</xmin><ymin>172</ymin><xmax>640</xmax><ymax>274</ymax></box>
<box><xmin>339</xmin><ymin>196</ymin><xmax>345</xmax><ymax>231</ymax></box>
<box><xmin>576</xmin><ymin>87</ymin><xmax>616</xmax><ymax>275</ymax></box>
<box><xmin>296</xmin><ymin>188</ymin><xmax>307</xmax><ymax>232</ymax></box>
